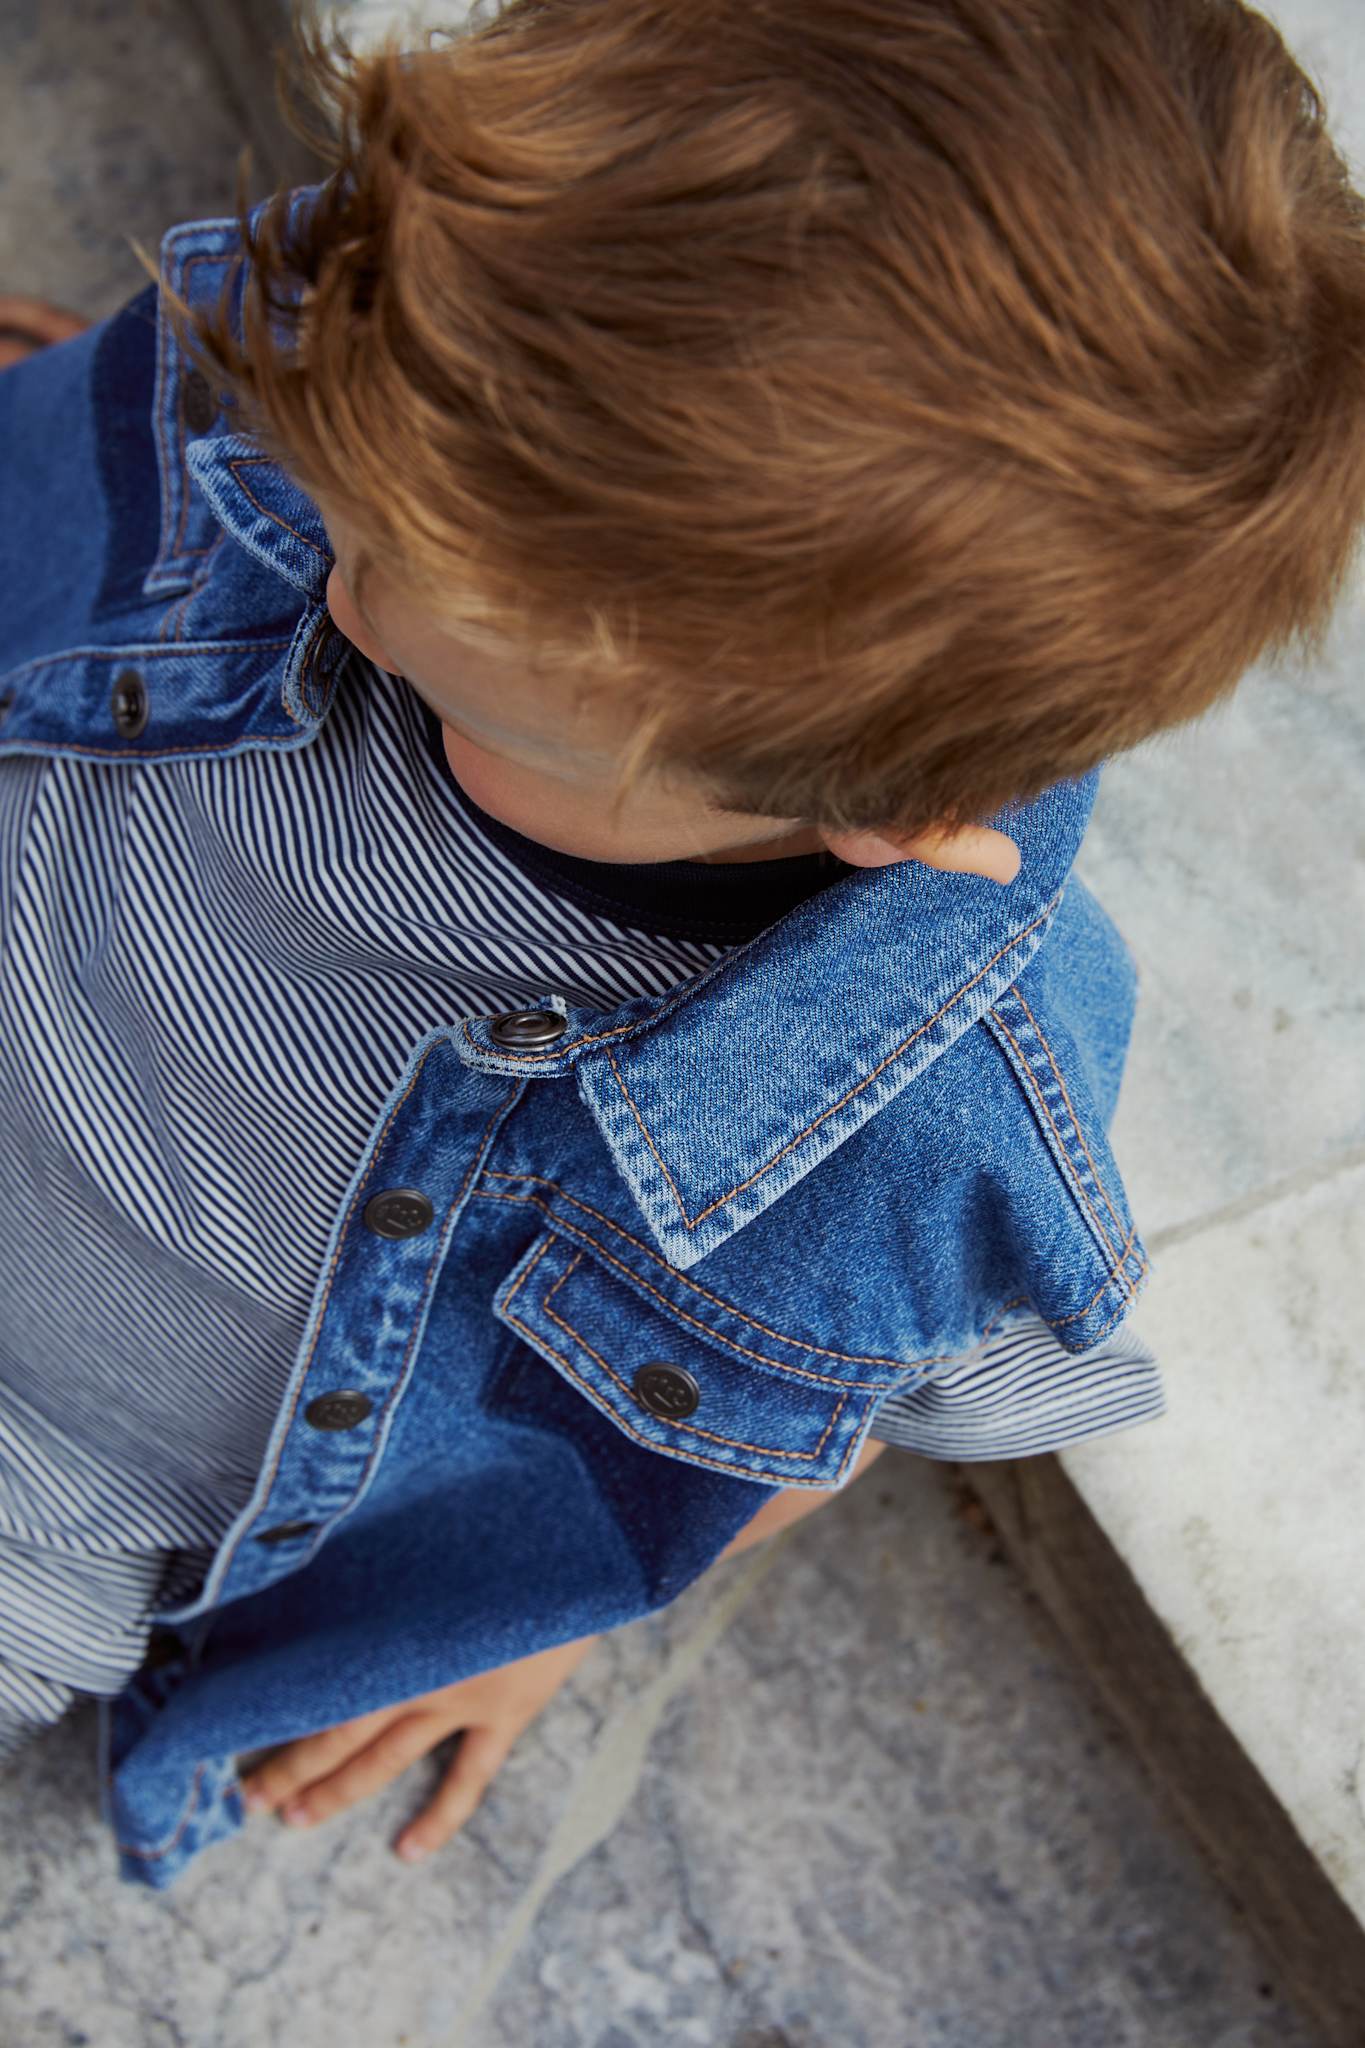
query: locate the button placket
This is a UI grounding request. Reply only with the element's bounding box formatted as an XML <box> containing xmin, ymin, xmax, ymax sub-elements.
<box><xmin>206</xmin><ymin>1047</ymin><xmax>521</xmax><ymax>1610</ymax></box>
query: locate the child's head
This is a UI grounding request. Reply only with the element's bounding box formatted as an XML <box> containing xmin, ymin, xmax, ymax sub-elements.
<box><xmin>185</xmin><ymin>0</ymin><xmax>1365</xmax><ymax>868</ymax></box>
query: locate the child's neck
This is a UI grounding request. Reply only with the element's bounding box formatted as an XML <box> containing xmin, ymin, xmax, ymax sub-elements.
<box><xmin>688</xmin><ymin>824</ymin><xmax>826</xmax><ymax>866</ymax></box>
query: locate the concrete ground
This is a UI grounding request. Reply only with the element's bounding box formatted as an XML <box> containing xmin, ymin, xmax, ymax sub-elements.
<box><xmin>0</xmin><ymin>2</ymin><xmax>1342</xmax><ymax>2044</ymax></box>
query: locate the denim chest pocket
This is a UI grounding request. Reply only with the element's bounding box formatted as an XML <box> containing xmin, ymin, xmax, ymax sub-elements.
<box><xmin>492</xmin><ymin>1228</ymin><xmax>908</xmax><ymax>1489</ymax></box>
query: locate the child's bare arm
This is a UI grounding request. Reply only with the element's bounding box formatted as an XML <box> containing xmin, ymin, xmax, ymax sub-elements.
<box><xmin>239</xmin><ymin>1432</ymin><xmax>890</xmax><ymax>1861</ymax></box>
<box><xmin>714</xmin><ymin>1432</ymin><xmax>889</xmax><ymax>1561</ymax></box>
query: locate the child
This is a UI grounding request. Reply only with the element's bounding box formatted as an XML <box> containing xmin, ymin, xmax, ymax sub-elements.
<box><xmin>2</xmin><ymin>0</ymin><xmax>1363</xmax><ymax>1890</ymax></box>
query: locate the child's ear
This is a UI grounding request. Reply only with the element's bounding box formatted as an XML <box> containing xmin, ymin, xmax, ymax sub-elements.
<box><xmin>820</xmin><ymin>821</ymin><xmax>1021</xmax><ymax>885</ymax></box>
<box><xmin>325</xmin><ymin>562</ymin><xmax>403</xmax><ymax>677</ymax></box>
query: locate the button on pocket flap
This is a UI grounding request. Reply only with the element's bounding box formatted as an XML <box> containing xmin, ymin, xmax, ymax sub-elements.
<box><xmin>493</xmin><ymin>1231</ymin><xmax>882</xmax><ymax>1488</ymax></box>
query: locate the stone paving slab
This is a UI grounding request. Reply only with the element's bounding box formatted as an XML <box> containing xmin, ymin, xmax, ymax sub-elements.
<box><xmin>1063</xmin><ymin>1163</ymin><xmax>1365</xmax><ymax>1927</ymax></box>
<box><xmin>1057</xmin><ymin>10</ymin><xmax>1365</xmax><ymax>1997</ymax></box>
<box><xmin>1076</xmin><ymin>586</ymin><xmax>1365</xmax><ymax>1242</ymax></box>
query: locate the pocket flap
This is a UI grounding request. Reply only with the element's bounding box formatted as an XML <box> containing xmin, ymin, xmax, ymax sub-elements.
<box><xmin>493</xmin><ymin>1231</ymin><xmax>888</xmax><ymax>1488</ymax></box>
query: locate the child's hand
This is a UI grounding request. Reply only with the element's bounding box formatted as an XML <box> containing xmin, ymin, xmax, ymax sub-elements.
<box><xmin>0</xmin><ymin>296</ymin><xmax>90</xmax><ymax>370</ymax></box>
<box><xmin>238</xmin><ymin>1632</ymin><xmax>600</xmax><ymax>1862</ymax></box>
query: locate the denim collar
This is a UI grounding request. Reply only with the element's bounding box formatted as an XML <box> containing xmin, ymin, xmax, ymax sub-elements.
<box><xmin>463</xmin><ymin>770</ymin><xmax>1095</xmax><ymax>1264</ymax></box>
<box><xmin>186</xmin><ymin>418</ymin><xmax>1097</xmax><ymax>1269</ymax></box>
<box><xmin>187</xmin><ymin>433</ymin><xmax>334</xmax><ymax>603</ymax></box>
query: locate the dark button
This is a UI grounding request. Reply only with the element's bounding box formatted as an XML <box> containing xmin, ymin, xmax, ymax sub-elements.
<box><xmin>488</xmin><ymin>1009</ymin><xmax>567</xmax><ymax>1049</ymax></box>
<box><xmin>111</xmin><ymin>668</ymin><xmax>148</xmax><ymax>738</ymax></box>
<box><xmin>633</xmin><ymin>1362</ymin><xmax>701</xmax><ymax>1420</ymax></box>
<box><xmin>363</xmin><ymin>1187</ymin><xmax>435</xmax><ymax>1239</ymax></box>
<box><xmin>182</xmin><ymin>368</ymin><xmax>217</xmax><ymax>436</ymax></box>
<box><xmin>253</xmin><ymin>1519</ymin><xmax>318</xmax><ymax>1546</ymax></box>
<box><xmin>0</xmin><ymin>691</ymin><xmax>14</xmax><ymax>723</ymax></box>
<box><xmin>304</xmin><ymin>1389</ymin><xmax>374</xmax><ymax>1432</ymax></box>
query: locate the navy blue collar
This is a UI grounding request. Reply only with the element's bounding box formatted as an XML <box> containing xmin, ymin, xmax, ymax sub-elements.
<box><xmin>414</xmin><ymin>698</ymin><xmax>849</xmax><ymax>944</ymax></box>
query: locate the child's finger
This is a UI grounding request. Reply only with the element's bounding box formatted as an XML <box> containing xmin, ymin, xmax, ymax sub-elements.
<box><xmin>240</xmin><ymin>1707</ymin><xmax>396</xmax><ymax>1812</ymax></box>
<box><xmin>394</xmin><ymin>1723</ymin><xmax>513</xmax><ymax>1862</ymax></box>
<box><xmin>270</xmin><ymin>1714</ymin><xmax>440</xmax><ymax>1828</ymax></box>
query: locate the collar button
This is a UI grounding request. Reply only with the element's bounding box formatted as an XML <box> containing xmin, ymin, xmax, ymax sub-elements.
<box><xmin>489</xmin><ymin>1009</ymin><xmax>567</xmax><ymax>1049</ymax></box>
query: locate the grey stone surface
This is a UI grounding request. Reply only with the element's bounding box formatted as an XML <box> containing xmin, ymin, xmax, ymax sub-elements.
<box><xmin>1062</xmin><ymin>1163</ymin><xmax>1365</xmax><ymax>1927</ymax></box>
<box><xmin>0</xmin><ymin>1462</ymin><xmax>1320</xmax><ymax>2048</ymax></box>
<box><xmin>0</xmin><ymin>0</ymin><xmax>313</xmax><ymax>322</ymax></box>
<box><xmin>471</xmin><ymin>1460</ymin><xmax>1317</xmax><ymax>2048</ymax></box>
<box><xmin>0</xmin><ymin>0</ymin><xmax>1346</xmax><ymax>2044</ymax></box>
<box><xmin>1077</xmin><ymin>595</ymin><xmax>1365</xmax><ymax>1242</ymax></box>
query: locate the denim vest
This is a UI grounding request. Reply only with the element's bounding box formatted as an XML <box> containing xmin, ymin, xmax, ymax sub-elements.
<box><xmin>0</xmin><ymin>209</ymin><xmax>1151</xmax><ymax>1888</ymax></box>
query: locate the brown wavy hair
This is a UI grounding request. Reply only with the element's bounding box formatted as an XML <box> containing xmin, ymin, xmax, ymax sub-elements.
<box><xmin>169</xmin><ymin>0</ymin><xmax>1365</xmax><ymax>836</ymax></box>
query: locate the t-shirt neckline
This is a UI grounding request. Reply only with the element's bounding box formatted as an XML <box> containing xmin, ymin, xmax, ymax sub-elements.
<box><xmin>414</xmin><ymin>696</ymin><xmax>850</xmax><ymax>945</ymax></box>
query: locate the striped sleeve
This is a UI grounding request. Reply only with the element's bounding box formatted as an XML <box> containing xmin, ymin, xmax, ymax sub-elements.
<box><xmin>867</xmin><ymin>1312</ymin><xmax>1165</xmax><ymax>1461</ymax></box>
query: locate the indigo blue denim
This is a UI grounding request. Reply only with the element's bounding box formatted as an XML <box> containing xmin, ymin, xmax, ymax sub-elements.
<box><xmin>0</xmin><ymin>202</ymin><xmax>1151</xmax><ymax>1887</ymax></box>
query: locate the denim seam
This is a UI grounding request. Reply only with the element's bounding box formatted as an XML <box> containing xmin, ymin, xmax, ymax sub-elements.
<box><xmin>540</xmin><ymin>1225</ymin><xmax>895</xmax><ymax>1390</ymax></box>
<box><xmin>162</xmin><ymin>250</ymin><xmax>232</xmax><ymax>565</ymax></box>
<box><xmin>157</xmin><ymin>590</ymin><xmax>190</xmax><ymax>644</ymax></box>
<box><xmin>487</xmin><ymin>1190</ymin><xmax>908</xmax><ymax>1381</ymax></box>
<box><xmin>284</xmin><ymin>616</ymin><xmax>328</xmax><ymax>728</ymax></box>
<box><xmin>501</xmin><ymin>1240</ymin><xmax>866</xmax><ymax>1485</ymax></box>
<box><xmin>1073</xmin><ymin>1274</ymin><xmax>1146</xmax><ymax>1347</ymax></box>
<box><xmin>158</xmin><ymin>531</ymin><xmax>228</xmax><ymax>644</ymax></box>
<box><xmin>1012</xmin><ymin>985</ymin><xmax>1131</xmax><ymax>1255</ymax></box>
<box><xmin>536</xmin><ymin>1250</ymin><xmax>850</xmax><ymax>1459</ymax></box>
<box><xmin>1</xmin><ymin>639</ymin><xmax>294</xmax><ymax>687</ymax></box>
<box><xmin>988</xmin><ymin>1002</ymin><xmax>1133</xmax><ymax>1275</ymax></box>
<box><xmin>1055</xmin><ymin>1222</ymin><xmax>1138</xmax><ymax>1326</ymax></box>
<box><xmin>986</xmin><ymin>1007</ymin><xmax>1146</xmax><ymax>1319</ymax></box>
<box><xmin>223</xmin><ymin>456</ymin><xmax>332</xmax><ymax>559</ymax></box>
<box><xmin>150</xmin><ymin>241</ymin><xmax>180</xmax><ymax>574</ymax></box>
<box><xmin>478</xmin><ymin>1175</ymin><xmax>1031</xmax><ymax>1375</ymax></box>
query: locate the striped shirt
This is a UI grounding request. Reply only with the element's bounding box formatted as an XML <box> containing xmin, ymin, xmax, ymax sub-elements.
<box><xmin>0</xmin><ymin>653</ymin><xmax>1164</xmax><ymax>1756</ymax></box>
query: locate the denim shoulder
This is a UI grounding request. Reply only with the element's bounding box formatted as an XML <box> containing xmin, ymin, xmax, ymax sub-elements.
<box><xmin>745</xmin><ymin>881</ymin><xmax>1150</xmax><ymax>1369</ymax></box>
<box><xmin>941</xmin><ymin>875</ymin><xmax>1149</xmax><ymax>1355</ymax></box>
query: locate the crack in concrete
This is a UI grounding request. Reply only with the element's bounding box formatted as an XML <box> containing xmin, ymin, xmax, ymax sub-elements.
<box><xmin>1144</xmin><ymin>1140</ymin><xmax>1365</xmax><ymax>1257</ymax></box>
<box><xmin>441</xmin><ymin>1539</ymin><xmax>791</xmax><ymax>2047</ymax></box>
